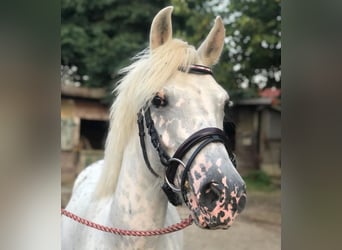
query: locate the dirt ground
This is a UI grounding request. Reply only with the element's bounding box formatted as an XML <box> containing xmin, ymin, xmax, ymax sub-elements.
<box><xmin>178</xmin><ymin>189</ymin><xmax>281</xmax><ymax>250</ymax></box>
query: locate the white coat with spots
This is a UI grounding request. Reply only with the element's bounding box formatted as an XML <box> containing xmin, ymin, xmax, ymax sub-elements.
<box><xmin>62</xmin><ymin>6</ymin><xmax>246</xmax><ymax>250</ymax></box>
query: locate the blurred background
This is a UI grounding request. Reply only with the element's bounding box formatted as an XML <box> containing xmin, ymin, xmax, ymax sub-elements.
<box><xmin>61</xmin><ymin>0</ymin><xmax>281</xmax><ymax>249</ymax></box>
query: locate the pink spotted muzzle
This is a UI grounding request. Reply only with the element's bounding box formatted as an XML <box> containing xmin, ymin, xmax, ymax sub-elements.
<box><xmin>189</xmin><ymin>182</ymin><xmax>247</xmax><ymax>229</ymax></box>
<box><xmin>182</xmin><ymin>146</ymin><xmax>247</xmax><ymax>229</ymax></box>
<box><xmin>137</xmin><ymin>107</ymin><xmax>246</xmax><ymax>228</ymax></box>
<box><xmin>164</xmin><ymin>127</ymin><xmax>247</xmax><ymax>229</ymax></box>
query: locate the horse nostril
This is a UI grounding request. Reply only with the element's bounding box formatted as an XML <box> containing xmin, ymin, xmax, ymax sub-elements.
<box><xmin>199</xmin><ymin>182</ymin><xmax>222</xmax><ymax>209</ymax></box>
<box><xmin>237</xmin><ymin>194</ymin><xmax>246</xmax><ymax>213</ymax></box>
<box><xmin>211</xmin><ymin>182</ymin><xmax>222</xmax><ymax>195</ymax></box>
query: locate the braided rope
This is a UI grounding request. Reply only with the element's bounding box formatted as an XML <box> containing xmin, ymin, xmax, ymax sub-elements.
<box><xmin>61</xmin><ymin>209</ymin><xmax>193</xmax><ymax>237</ymax></box>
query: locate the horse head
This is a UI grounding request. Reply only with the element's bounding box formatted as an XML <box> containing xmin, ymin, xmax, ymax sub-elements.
<box><xmin>138</xmin><ymin>7</ymin><xmax>247</xmax><ymax>229</ymax></box>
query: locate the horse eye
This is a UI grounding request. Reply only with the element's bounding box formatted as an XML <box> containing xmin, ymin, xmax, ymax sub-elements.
<box><xmin>152</xmin><ymin>95</ymin><xmax>167</xmax><ymax>108</ymax></box>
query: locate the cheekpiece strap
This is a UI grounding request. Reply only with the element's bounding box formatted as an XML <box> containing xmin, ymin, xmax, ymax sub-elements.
<box><xmin>137</xmin><ymin>110</ymin><xmax>160</xmax><ymax>178</ymax></box>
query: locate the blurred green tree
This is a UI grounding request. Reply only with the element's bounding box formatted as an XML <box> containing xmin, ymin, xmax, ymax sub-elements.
<box><xmin>61</xmin><ymin>0</ymin><xmax>168</xmax><ymax>88</ymax></box>
<box><xmin>169</xmin><ymin>0</ymin><xmax>281</xmax><ymax>100</ymax></box>
<box><xmin>61</xmin><ymin>0</ymin><xmax>281</xmax><ymax>101</ymax></box>
<box><xmin>220</xmin><ymin>0</ymin><xmax>281</xmax><ymax>99</ymax></box>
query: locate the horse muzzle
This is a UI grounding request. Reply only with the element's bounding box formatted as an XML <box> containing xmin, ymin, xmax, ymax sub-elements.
<box><xmin>187</xmin><ymin>166</ymin><xmax>247</xmax><ymax>229</ymax></box>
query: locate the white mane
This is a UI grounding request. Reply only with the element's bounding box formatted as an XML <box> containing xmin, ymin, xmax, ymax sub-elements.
<box><xmin>96</xmin><ymin>39</ymin><xmax>200</xmax><ymax>198</ymax></box>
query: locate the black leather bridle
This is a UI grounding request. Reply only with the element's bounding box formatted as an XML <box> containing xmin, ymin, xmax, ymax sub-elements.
<box><xmin>137</xmin><ymin>65</ymin><xmax>236</xmax><ymax>206</ymax></box>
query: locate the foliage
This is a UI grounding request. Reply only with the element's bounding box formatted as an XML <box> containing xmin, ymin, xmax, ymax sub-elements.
<box><xmin>222</xmin><ymin>0</ymin><xmax>281</xmax><ymax>92</ymax></box>
<box><xmin>169</xmin><ymin>0</ymin><xmax>248</xmax><ymax>99</ymax></box>
<box><xmin>243</xmin><ymin>170</ymin><xmax>276</xmax><ymax>191</ymax></box>
<box><xmin>166</xmin><ymin>0</ymin><xmax>280</xmax><ymax>100</ymax></box>
<box><xmin>61</xmin><ymin>0</ymin><xmax>281</xmax><ymax>101</ymax></box>
<box><xmin>61</xmin><ymin>0</ymin><xmax>168</xmax><ymax>88</ymax></box>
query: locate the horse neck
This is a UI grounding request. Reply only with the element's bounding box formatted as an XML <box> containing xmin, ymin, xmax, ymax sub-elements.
<box><xmin>109</xmin><ymin>132</ymin><xmax>168</xmax><ymax>230</ymax></box>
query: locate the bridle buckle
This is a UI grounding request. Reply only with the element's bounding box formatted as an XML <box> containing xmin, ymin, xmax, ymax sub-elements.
<box><xmin>164</xmin><ymin>158</ymin><xmax>185</xmax><ymax>192</ymax></box>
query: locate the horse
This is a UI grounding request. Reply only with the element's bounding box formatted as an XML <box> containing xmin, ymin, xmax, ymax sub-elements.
<box><xmin>62</xmin><ymin>6</ymin><xmax>247</xmax><ymax>250</ymax></box>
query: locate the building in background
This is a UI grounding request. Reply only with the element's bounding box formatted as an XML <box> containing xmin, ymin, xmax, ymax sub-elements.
<box><xmin>229</xmin><ymin>89</ymin><xmax>281</xmax><ymax>177</ymax></box>
<box><xmin>61</xmin><ymin>85</ymin><xmax>109</xmax><ymax>207</ymax></box>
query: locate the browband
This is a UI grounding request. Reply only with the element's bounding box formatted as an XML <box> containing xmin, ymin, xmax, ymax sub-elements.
<box><xmin>178</xmin><ymin>64</ymin><xmax>213</xmax><ymax>75</ymax></box>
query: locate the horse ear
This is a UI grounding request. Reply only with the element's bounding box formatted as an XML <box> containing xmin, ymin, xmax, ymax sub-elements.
<box><xmin>197</xmin><ymin>16</ymin><xmax>225</xmax><ymax>66</ymax></box>
<box><xmin>150</xmin><ymin>6</ymin><xmax>173</xmax><ymax>51</ymax></box>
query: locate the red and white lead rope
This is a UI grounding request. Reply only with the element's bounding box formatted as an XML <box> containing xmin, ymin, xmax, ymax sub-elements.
<box><xmin>61</xmin><ymin>209</ymin><xmax>193</xmax><ymax>237</ymax></box>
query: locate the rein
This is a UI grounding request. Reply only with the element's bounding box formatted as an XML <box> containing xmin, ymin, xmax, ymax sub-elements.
<box><xmin>61</xmin><ymin>209</ymin><xmax>193</xmax><ymax>236</ymax></box>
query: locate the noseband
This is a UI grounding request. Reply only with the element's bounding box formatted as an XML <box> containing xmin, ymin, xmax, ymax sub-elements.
<box><xmin>137</xmin><ymin>65</ymin><xmax>236</xmax><ymax>206</ymax></box>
